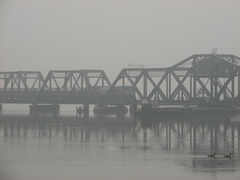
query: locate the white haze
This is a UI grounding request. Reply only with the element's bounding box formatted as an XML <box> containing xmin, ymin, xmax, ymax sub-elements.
<box><xmin>0</xmin><ymin>0</ymin><xmax>240</xmax><ymax>80</ymax></box>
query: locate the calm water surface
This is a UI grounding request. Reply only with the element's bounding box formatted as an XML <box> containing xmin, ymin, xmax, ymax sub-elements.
<box><xmin>0</xmin><ymin>106</ymin><xmax>240</xmax><ymax>180</ymax></box>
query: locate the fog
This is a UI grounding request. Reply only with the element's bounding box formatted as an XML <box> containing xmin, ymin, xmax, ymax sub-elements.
<box><xmin>1</xmin><ymin>0</ymin><xmax>240</xmax><ymax>81</ymax></box>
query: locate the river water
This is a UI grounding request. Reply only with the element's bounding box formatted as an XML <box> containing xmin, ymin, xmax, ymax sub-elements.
<box><xmin>0</xmin><ymin>105</ymin><xmax>240</xmax><ymax>180</ymax></box>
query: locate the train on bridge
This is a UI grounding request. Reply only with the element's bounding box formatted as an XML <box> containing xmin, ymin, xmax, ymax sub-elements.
<box><xmin>1</xmin><ymin>54</ymin><xmax>240</xmax><ymax>114</ymax></box>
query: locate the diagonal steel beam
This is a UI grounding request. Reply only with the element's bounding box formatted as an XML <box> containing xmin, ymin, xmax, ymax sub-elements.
<box><xmin>124</xmin><ymin>71</ymin><xmax>144</xmax><ymax>99</ymax></box>
<box><xmin>18</xmin><ymin>72</ymin><xmax>33</xmax><ymax>100</ymax></box>
<box><xmin>146</xmin><ymin>71</ymin><xmax>168</xmax><ymax>100</ymax></box>
<box><xmin>51</xmin><ymin>74</ymin><xmax>60</xmax><ymax>90</ymax></box>
<box><xmin>101</xmin><ymin>70</ymin><xmax>111</xmax><ymax>86</ymax></box>
<box><xmin>171</xmin><ymin>55</ymin><xmax>195</xmax><ymax>68</ymax></box>
<box><xmin>62</xmin><ymin>72</ymin><xmax>72</xmax><ymax>89</ymax></box>
<box><xmin>3</xmin><ymin>73</ymin><xmax>12</xmax><ymax>89</ymax></box>
<box><xmin>170</xmin><ymin>70</ymin><xmax>191</xmax><ymax>100</ymax></box>
<box><xmin>196</xmin><ymin>78</ymin><xmax>211</xmax><ymax>97</ymax></box>
<box><xmin>195</xmin><ymin>77</ymin><xmax>212</xmax><ymax>97</ymax></box>
<box><xmin>216</xmin><ymin>69</ymin><xmax>238</xmax><ymax>98</ymax></box>
<box><xmin>72</xmin><ymin>73</ymin><xmax>81</xmax><ymax>89</ymax></box>
<box><xmin>81</xmin><ymin>71</ymin><xmax>98</xmax><ymax>100</ymax></box>
<box><xmin>104</xmin><ymin>69</ymin><xmax>125</xmax><ymax>99</ymax></box>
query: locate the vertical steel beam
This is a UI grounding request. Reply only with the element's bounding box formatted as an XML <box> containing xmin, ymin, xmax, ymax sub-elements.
<box><xmin>214</xmin><ymin>77</ymin><xmax>218</xmax><ymax>99</ymax></box>
<box><xmin>193</xmin><ymin>59</ymin><xmax>196</xmax><ymax>99</ymax></box>
<box><xmin>143</xmin><ymin>70</ymin><xmax>147</xmax><ymax>100</ymax></box>
<box><xmin>232</xmin><ymin>77</ymin><xmax>235</xmax><ymax>98</ymax></box>
<box><xmin>70</xmin><ymin>73</ymin><xmax>72</xmax><ymax>88</ymax></box>
<box><xmin>190</xmin><ymin>74</ymin><xmax>192</xmax><ymax>98</ymax></box>
<box><xmin>169</xmin><ymin>71</ymin><xmax>171</xmax><ymax>100</ymax></box>
<box><xmin>102</xmin><ymin>76</ymin><xmax>104</xmax><ymax>87</ymax></box>
<box><xmin>50</xmin><ymin>78</ymin><xmax>52</xmax><ymax>90</ymax></box>
<box><xmin>210</xmin><ymin>77</ymin><xmax>214</xmax><ymax>98</ymax></box>
<box><xmin>81</xmin><ymin>75</ymin><xmax>83</xmax><ymax>93</ymax></box>
<box><xmin>238</xmin><ymin>69</ymin><xmax>240</xmax><ymax>98</ymax></box>
<box><xmin>166</xmin><ymin>71</ymin><xmax>169</xmax><ymax>99</ymax></box>
<box><xmin>122</xmin><ymin>76</ymin><xmax>125</xmax><ymax>97</ymax></box>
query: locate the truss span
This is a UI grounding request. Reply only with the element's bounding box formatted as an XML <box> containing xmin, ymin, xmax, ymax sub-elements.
<box><xmin>1</xmin><ymin>54</ymin><xmax>240</xmax><ymax>106</ymax></box>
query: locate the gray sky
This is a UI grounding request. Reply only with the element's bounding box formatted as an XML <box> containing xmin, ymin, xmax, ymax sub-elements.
<box><xmin>0</xmin><ymin>0</ymin><xmax>240</xmax><ymax>79</ymax></box>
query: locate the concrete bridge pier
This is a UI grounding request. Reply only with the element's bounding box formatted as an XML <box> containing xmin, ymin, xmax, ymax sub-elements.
<box><xmin>0</xmin><ymin>104</ymin><xmax>2</xmax><ymax>111</ymax></box>
<box><xmin>130</xmin><ymin>105</ymin><xmax>137</xmax><ymax>116</ymax></box>
<box><xmin>83</xmin><ymin>104</ymin><xmax>89</xmax><ymax>116</ymax></box>
<box><xmin>76</xmin><ymin>106</ymin><xmax>83</xmax><ymax>116</ymax></box>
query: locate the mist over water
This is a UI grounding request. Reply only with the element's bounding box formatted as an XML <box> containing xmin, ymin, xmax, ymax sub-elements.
<box><xmin>0</xmin><ymin>107</ymin><xmax>240</xmax><ymax>180</ymax></box>
<box><xmin>1</xmin><ymin>1</ymin><xmax>240</xmax><ymax>79</ymax></box>
<box><xmin>1</xmin><ymin>1</ymin><xmax>240</xmax><ymax>179</ymax></box>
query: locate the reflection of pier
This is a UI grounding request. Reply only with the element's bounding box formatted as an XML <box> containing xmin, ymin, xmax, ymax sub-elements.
<box><xmin>1</xmin><ymin>114</ymin><xmax>240</xmax><ymax>156</ymax></box>
<box><xmin>0</xmin><ymin>115</ymin><xmax>133</xmax><ymax>143</ymax></box>
<box><xmin>140</xmin><ymin>115</ymin><xmax>240</xmax><ymax>155</ymax></box>
<box><xmin>137</xmin><ymin>116</ymin><xmax>240</xmax><ymax>173</ymax></box>
<box><xmin>1</xmin><ymin>114</ymin><xmax>240</xmax><ymax>172</ymax></box>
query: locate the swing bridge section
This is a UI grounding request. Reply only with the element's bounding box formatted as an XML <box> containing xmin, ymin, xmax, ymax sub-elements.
<box><xmin>1</xmin><ymin>54</ymin><xmax>240</xmax><ymax>107</ymax></box>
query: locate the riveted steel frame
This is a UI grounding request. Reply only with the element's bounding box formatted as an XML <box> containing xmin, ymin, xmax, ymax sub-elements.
<box><xmin>177</xmin><ymin>54</ymin><xmax>239</xmax><ymax>103</ymax></box>
<box><xmin>104</xmin><ymin>54</ymin><xmax>240</xmax><ymax>106</ymax></box>
<box><xmin>38</xmin><ymin>70</ymin><xmax>111</xmax><ymax>104</ymax></box>
<box><xmin>0</xmin><ymin>71</ymin><xmax>45</xmax><ymax>103</ymax></box>
<box><xmin>103</xmin><ymin>68</ymin><xmax>170</xmax><ymax>105</ymax></box>
<box><xmin>1</xmin><ymin>54</ymin><xmax>240</xmax><ymax>106</ymax></box>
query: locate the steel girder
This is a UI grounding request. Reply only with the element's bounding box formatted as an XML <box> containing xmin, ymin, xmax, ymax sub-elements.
<box><xmin>171</xmin><ymin>54</ymin><xmax>240</xmax><ymax>104</ymax></box>
<box><xmin>103</xmin><ymin>68</ymin><xmax>170</xmax><ymax>105</ymax></box>
<box><xmin>0</xmin><ymin>71</ymin><xmax>45</xmax><ymax>103</ymax></box>
<box><xmin>103</xmin><ymin>54</ymin><xmax>240</xmax><ymax>105</ymax></box>
<box><xmin>102</xmin><ymin>67</ymin><xmax>194</xmax><ymax>105</ymax></box>
<box><xmin>1</xmin><ymin>54</ymin><xmax>240</xmax><ymax>106</ymax></box>
<box><xmin>38</xmin><ymin>70</ymin><xmax>111</xmax><ymax>104</ymax></box>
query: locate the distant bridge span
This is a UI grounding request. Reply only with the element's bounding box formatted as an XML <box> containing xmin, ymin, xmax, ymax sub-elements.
<box><xmin>1</xmin><ymin>54</ymin><xmax>240</xmax><ymax>107</ymax></box>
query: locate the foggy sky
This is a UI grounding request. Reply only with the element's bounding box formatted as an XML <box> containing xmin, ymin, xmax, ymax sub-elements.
<box><xmin>0</xmin><ymin>0</ymin><xmax>240</xmax><ymax>80</ymax></box>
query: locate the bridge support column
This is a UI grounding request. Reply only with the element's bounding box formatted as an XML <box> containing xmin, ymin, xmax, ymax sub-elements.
<box><xmin>0</xmin><ymin>104</ymin><xmax>2</xmax><ymax>111</ymax></box>
<box><xmin>130</xmin><ymin>105</ymin><xmax>137</xmax><ymax>116</ymax></box>
<box><xmin>83</xmin><ymin>104</ymin><xmax>89</xmax><ymax>116</ymax></box>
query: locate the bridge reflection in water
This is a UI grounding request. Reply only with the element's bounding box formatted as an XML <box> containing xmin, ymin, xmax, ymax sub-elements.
<box><xmin>0</xmin><ymin>114</ymin><xmax>240</xmax><ymax>176</ymax></box>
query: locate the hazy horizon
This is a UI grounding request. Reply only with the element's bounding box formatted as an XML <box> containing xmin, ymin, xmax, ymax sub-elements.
<box><xmin>1</xmin><ymin>0</ymin><xmax>240</xmax><ymax>80</ymax></box>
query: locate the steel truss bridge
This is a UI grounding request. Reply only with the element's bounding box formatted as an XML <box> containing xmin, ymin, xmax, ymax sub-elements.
<box><xmin>1</xmin><ymin>54</ymin><xmax>240</xmax><ymax>106</ymax></box>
